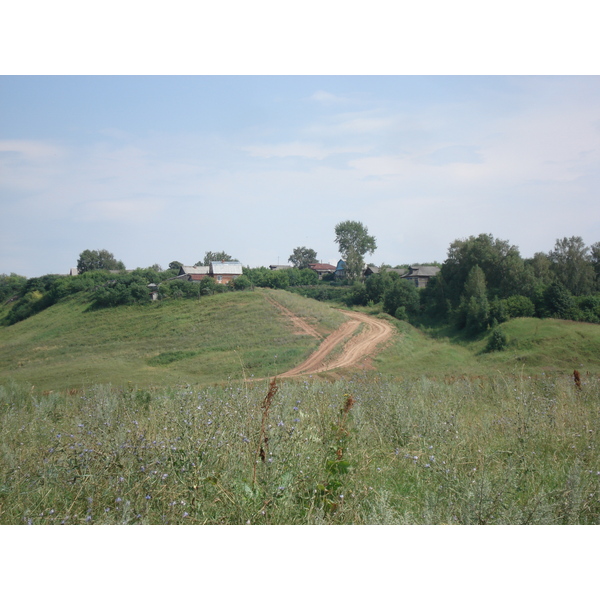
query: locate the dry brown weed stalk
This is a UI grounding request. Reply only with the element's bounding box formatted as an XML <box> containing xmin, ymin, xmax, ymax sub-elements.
<box><xmin>252</xmin><ymin>378</ymin><xmax>278</xmax><ymax>487</ymax></box>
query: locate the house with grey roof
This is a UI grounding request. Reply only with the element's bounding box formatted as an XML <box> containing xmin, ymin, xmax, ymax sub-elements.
<box><xmin>177</xmin><ymin>265</ymin><xmax>211</xmax><ymax>281</ymax></box>
<box><xmin>401</xmin><ymin>265</ymin><xmax>440</xmax><ymax>288</ymax></box>
<box><xmin>176</xmin><ymin>261</ymin><xmax>243</xmax><ymax>284</ymax></box>
<box><xmin>210</xmin><ymin>261</ymin><xmax>243</xmax><ymax>284</ymax></box>
<box><xmin>308</xmin><ymin>263</ymin><xmax>337</xmax><ymax>279</ymax></box>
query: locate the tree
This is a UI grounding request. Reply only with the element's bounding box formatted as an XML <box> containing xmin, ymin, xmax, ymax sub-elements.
<box><xmin>168</xmin><ymin>261</ymin><xmax>183</xmax><ymax>271</ymax></box>
<box><xmin>548</xmin><ymin>236</ymin><xmax>595</xmax><ymax>296</ymax></box>
<box><xmin>196</xmin><ymin>251</ymin><xmax>235</xmax><ymax>267</ymax></box>
<box><xmin>334</xmin><ymin>221</ymin><xmax>377</xmax><ymax>281</ymax></box>
<box><xmin>288</xmin><ymin>247</ymin><xmax>318</xmax><ymax>269</ymax></box>
<box><xmin>77</xmin><ymin>249</ymin><xmax>125</xmax><ymax>274</ymax></box>
<box><xmin>441</xmin><ymin>234</ymin><xmax>528</xmax><ymax>307</ymax></box>
<box><xmin>542</xmin><ymin>281</ymin><xmax>575</xmax><ymax>319</ymax></box>
<box><xmin>383</xmin><ymin>278</ymin><xmax>420</xmax><ymax>318</ymax></box>
<box><xmin>457</xmin><ymin>265</ymin><xmax>490</xmax><ymax>334</ymax></box>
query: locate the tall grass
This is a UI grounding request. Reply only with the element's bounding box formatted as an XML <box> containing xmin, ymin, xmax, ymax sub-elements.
<box><xmin>2</xmin><ymin>372</ymin><xmax>599</xmax><ymax>524</ymax></box>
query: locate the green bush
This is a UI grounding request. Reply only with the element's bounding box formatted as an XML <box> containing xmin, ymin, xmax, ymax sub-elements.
<box><xmin>505</xmin><ymin>295</ymin><xmax>536</xmax><ymax>319</ymax></box>
<box><xmin>485</xmin><ymin>327</ymin><xmax>508</xmax><ymax>352</ymax></box>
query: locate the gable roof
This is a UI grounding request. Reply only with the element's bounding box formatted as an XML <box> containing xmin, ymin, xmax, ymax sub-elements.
<box><xmin>404</xmin><ymin>266</ymin><xmax>440</xmax><ymax>277</ymax></box>
<box><xmin>308</xmin><ymin>263</ymin><xmax>336</xmax><ymax>271</ymax></box>
<box><xmin>179</xmin><ymin>265</ymin><xmax>210</xmax><ymax>275</ymax></box>
<box><xmin>211</xmin><ymin>261</ymin><xmax>243</xmax><ymax>275</ymax></box>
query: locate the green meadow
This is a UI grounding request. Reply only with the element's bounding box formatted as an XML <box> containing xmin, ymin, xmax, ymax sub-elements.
<box><xmin>1</xmin><ymin>289</ymin><xmax>599</xmax><ymax>524</ymax></box>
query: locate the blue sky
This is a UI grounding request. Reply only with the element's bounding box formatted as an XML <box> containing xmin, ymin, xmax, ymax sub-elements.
<box><xmin>2</xmin><ymin>75</ymin><xmax>600</xmax><ymax>277</ymax></box>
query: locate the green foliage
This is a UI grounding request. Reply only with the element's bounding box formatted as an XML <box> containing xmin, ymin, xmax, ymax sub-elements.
<box><xmin>334</xmin><ymin>221</ymin><xmax>377</xmax><ymax>280</ymax></box>
<box><xmin>77</xmin><ymin>249</ymin><xmax>126</xmax><ymax>274</ymax></box>
<box><xmin>441</xmin><ymin>233</ymin><xmax>532</xmax><ymax>308</ymax></box>
<box><xmin>232</xmin><ymin>275</ymin><xmax>252</xmax><ymax>291</ymax></box>
<box><xmin>457</xmin><ymin>265</ymin><xmax>490</xmax><ymax>334</ymax></box>
<box><xmin>504</xmin><ymin>295</ymin><xmax>536</xmax><ymax>319</ymax></box>
<box><xmin>288</xmin><ymin>247</ymin><xmax>318</xmax><ymax>270</ymax></box>
<box><xmin>158</xmin><ymin>279</ymin><xmax>201</xmax><ymax>300</ymax></box>
<box><xmin>0</xmin><ymin>273</ymin><xmax>27</xmax><ymax>304</ymax></box>
<box><xmin>346</xmin><ymin>282</ymin><xmax>369</xmax><ymax>307</ymax></box>
<box><xmin>196</xmin><ymin>251</ymin><xmax>234</xmax><ymax>266</ymax></box>
<box><xmin>485</xmin><ymin>327</ymin><xmax>508</xmax><ymax>352</ymax></box>
<box><xmin>91</xmin><ymin>274</ymin><xmax>152</xmax><ymax>308</ymax></box>
<box><xmin>394</xmin><ymin>306</ymin><xmax>408</xmax><ymax>321</ymax></box>
<box><xmin>542</xmin><ymin>282</ymin><xmax>576</xmax><ymax>319</ymax></box>
<box><xmin>383</xmin><ymin>278</ymin><xmax>420</xmax><ymax>318</ymax></box>
<box><xmin>549</xmin><ymin>236</ymin><xmax>596</xmax><ymax>296</ymax></box>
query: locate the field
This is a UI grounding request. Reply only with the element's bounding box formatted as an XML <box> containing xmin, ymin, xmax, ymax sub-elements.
<box><xmin>1</xmin><ymin>373</ymin><xmax>599</xmax><ymax>524</ymax></box>
<box><xmin>1</xmin><ymin>289</ymin><xmax>600</xmax><ymax>525</ymax></box>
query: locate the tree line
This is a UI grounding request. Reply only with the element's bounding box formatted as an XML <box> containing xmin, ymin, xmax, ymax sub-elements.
<box><xmin>338</xmin><ymin>233</ymin><xmax>600</xmax><ymax>333</ymax></box>
<box><xmin>2</xmin><ymin>229</ymin><xmax>599</xmax><ymax>330</ymax></box>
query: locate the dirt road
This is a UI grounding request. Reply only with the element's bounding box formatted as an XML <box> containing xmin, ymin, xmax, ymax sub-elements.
<box><xmin>270</xmin><ymin>301</ymin><xmax>394</xmax><ymax>378</ymax></box>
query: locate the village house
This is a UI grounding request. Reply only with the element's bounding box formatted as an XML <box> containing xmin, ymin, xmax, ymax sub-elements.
<box><xmin>177</xmin><ymin>261</ymin><xmax>243</xmax><ymax>284</ymax></box>
<box><xmin>334</xmin><ymin>259</ymin><xmax>346</xmax><ymax>280</ymax></box>
<box><xmin>177</xmin><ymin>265</ymin><xmax>211</xmax><ymax>281</ymax></box>
<box><xmin>401</xmin><ymin>265</ymin><xmax>440</xmax><ymax>288</ymax></box>
<box><xmin>363</xmin><ymin>265</ymin><xmax>408</xmax><ymax>278</ymax></box>
<box><xmin>210</xmin><ymin>261</ymin><xmax>243</xmax><ymax>284</ymax></box>
<box><xmin>308</xmin><ymin>263</ymin><xmax>337</xmax><ymax>279</ymax></box>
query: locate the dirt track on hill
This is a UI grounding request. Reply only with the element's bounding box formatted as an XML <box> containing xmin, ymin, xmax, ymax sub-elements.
<box><xmin>267</xmin><ymin>299</ymin><xmax>394</xmax><ymax>378</ymax></box>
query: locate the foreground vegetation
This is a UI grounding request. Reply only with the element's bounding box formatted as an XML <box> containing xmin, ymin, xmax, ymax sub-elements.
<box><xmin>2</xmin><ymin>372</ymin><xmax>598</xmax><ymax>525</ymax></box>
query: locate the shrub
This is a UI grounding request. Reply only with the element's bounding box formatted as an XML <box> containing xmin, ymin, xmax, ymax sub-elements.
<box><xmin>383</xmin><ymin>279</ymin><xmax>420</xmax><ymax>317</ymax></box>
<box><xmin>394</xmin><ymin>306</ymin><xmax>408</xmax><ymax>321</ymax></box>
<box><xmin>485</xmin><ymin>328</ymin><xmax>508</xmax><ymax>352</ymax></box>
<box><xmin>505</xmin><ymin>295</ymin><xmax>536</xmax><ymax>319</ymax></box>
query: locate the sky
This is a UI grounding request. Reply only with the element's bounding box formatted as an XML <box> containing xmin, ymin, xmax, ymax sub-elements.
<box><xmin>1</xmin><ymin>75</ymin><xmax>600</xmax><ymax>277</ymax></box>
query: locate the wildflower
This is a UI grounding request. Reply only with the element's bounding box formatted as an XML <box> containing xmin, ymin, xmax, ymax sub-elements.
<box><xmin>183</xmin><ymin>512</ymin><xmax>189</xmax><ymax>518</ymax></box>
<box><xmin>145</xmin><ymin>494</ymin><xmax>152</xmax><ymax>500</ymax></box>
<box><xmin>115</xmin><ymin>497</ymin><xmax>122</xmax><ymax>503</ymax></box>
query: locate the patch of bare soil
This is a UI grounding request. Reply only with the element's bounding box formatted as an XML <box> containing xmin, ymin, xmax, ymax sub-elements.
<box><xmin>276</xmin><ymin>309</ymin><xmax>394</xmax><ymax>379</ymax></box>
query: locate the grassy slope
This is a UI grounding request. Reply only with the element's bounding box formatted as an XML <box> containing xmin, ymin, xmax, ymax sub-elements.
<box><xmin>1</xmin><ymin>290</ymin><xmax>599</xmax><ymax>390</ymax></box>
<box><xmin>374</xmin><ymin>315</ymin><xmax>600</xmax><ymax>378</ymax></box>
<box><xmin>0</xmin><ymin>290</ymin><xmax>345</xmax><ymax>390</ymax></box>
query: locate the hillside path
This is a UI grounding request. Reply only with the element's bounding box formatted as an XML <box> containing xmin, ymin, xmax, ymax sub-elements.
<box><xmin>267</xmin><ymin>299</ymin><xmax>394</xmax><ymax>378</ymax></box>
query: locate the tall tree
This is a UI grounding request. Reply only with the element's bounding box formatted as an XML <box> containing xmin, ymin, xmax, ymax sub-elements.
<box><xmin>77</xmin><ymin>249</ymin><xmax>125</xmax><ymax>274</ymax></box>
<box><xmin>334</xmin><ymin>221</ymin><xmax>377</xmax><ymax>280</ymax></box>
<box><xmin>196</xmin><ymin>251</ymin><xmax>235</xmax><ymax>267</ymax></box>
<box><xmin>457</xmin><ymin>265</ymin><xmax>490</xmax><ymax>334</ymax></box>
<box><xmin>288</xmin><ymin>247</ymin><xmax>318</xmax><ymax>269</ymax></box>
<box><xmin>441</xmin><ymin>233</ymin><xmax>529</xmax><ymax>307</ymax></box>
<box><xmin>548</xmin><ymin>236</ymin><xmax>595</xmax><ymax>296</ymax></box>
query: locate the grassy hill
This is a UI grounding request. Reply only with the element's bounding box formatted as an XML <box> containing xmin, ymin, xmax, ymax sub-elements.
<box><xmin>1</xmin><ymin>289</ymin><xmax>599</xmax><ymax>391</ymax></box>
<box><xmin>0</xmin><ymin>289</ymin><xmax>346</xmax><ymax>390</ymax></box>
<box><xmin>362</xmin><ymin>312</ymin><xmax>600</xmax><ymax>379</ymax></box>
